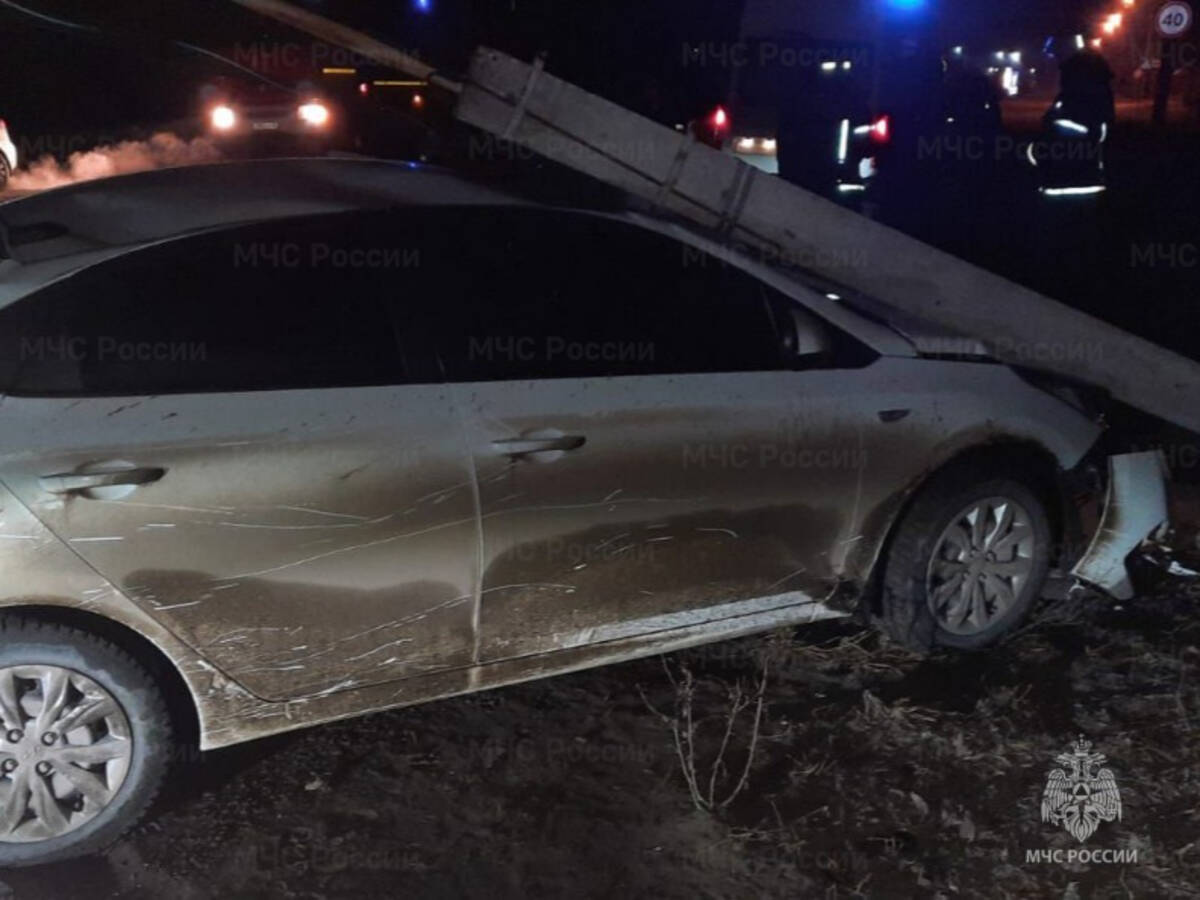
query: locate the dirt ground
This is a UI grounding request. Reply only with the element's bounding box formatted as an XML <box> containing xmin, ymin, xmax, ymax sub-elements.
<box><xmin>0</xmin><ymin>556</ymin><xmax>1196</xmax><ymax>899</ymax></box>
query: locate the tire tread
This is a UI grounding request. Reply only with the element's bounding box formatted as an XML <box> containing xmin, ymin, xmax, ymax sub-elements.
<box><xmin>0</xmin><ymin>612</ymin><xmax>173</xmax><ymax>867</ymax></box>
<box><xmin>878</xmin><ymin>466</ymin><xmax>1053</xmax><ymax>653</ymax></box>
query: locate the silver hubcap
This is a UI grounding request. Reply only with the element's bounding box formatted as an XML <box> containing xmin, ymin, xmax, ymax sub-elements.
<box><xmin>0</xmin><ymin>666</ymin><xmax>132</xmax><ymax>842</ymax></box>
<box><xmin>926</xmin><ymin>496</ymin><xmax>1036</xmax><ymax>636</ymax></box>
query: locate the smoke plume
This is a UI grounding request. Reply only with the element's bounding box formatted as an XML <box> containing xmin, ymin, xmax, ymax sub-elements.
<box><xmin>8</xmin><ymin>132</ymin><xmax>223</xmax><ymax>192</ymax></box>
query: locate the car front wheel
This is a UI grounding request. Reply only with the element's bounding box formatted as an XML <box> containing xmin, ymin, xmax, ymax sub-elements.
<box><xmin>879</xmin><ymin>471</ymin><xmax>1053</xmax><ymax>652</ymax></box>
<box><xmin>0</xmin><ymin>615</ymin><xmax>172</xmax><ymax>867</ymax></box>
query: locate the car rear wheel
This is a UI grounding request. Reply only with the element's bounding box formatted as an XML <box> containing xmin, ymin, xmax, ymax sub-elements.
<box><xmin>879</xmin><ymin>471</ymin><xmax>1053</xmax><ymax>652</ymax></box>
<box><xmin>0</xmin><ymin>616</ymin><xmax>172</xmax><ymax>867</ymax></box>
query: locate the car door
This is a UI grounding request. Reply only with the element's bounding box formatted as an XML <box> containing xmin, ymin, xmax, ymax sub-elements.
<box><xmin>420</xmin><ymin>209</ymin><xmax>881</xmax><ymax>662</ymax></box>
<box><xmin>0</xmin><ymin>213</ymin><xmax>480</xmax><ymax>701</ymax></box>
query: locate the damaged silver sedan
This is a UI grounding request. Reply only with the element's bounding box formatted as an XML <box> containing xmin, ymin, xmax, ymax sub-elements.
<box><xmin>0</xmin><ymin>160</ymin><xmax>1169</xmax><ymax>866</ymax></box>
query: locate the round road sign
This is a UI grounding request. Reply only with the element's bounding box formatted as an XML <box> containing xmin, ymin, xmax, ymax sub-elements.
<box><xmin>1156</xmin><ymin>2</ymin><xmax>1194</xmax><ymax>38</ymax></box>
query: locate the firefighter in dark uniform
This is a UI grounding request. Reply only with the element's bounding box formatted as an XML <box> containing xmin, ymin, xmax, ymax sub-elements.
<box><xmin>776</xmin><ymin>35</ymin><xmax>871</xmax><ymax>196</ymax></box>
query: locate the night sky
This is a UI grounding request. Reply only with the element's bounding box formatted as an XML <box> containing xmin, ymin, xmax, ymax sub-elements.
<box><xmin>0</xmin><ymin>0</ymin><xmax>1126</xmax><ymax>144</ymax></box>
<box><xmin>2</xmin><ymin>1</ymin><xmax>1113</xmax><ymax>60</ymax></box>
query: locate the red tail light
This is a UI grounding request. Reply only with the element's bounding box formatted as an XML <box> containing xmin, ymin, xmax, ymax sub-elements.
<box><xmin>710</xmin><ymin>106</ymin><xmax>730</xmax><ymax>132</ymax></box>
<box><xmin>870</xmin><ymin>115</ymin><xmax>890</xmax><ymax>143</ymax></box>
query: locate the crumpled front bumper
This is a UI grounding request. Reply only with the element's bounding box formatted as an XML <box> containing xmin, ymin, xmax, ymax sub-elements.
<box><xmin>1071</xmin><ymin>451</ymin><xmax>1170</xmax><ymax>599</ymax></box>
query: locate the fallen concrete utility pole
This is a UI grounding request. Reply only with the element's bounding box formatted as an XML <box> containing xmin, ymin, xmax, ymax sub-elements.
<box><xmin>230</xmin><ymin>0</ymin><xmax>1200</xmax><ymax>435</ymax></box>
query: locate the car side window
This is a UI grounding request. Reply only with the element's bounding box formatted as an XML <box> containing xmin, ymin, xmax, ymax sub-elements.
<box><xmin>0</xmin><ymin>214</ymin><xmax>410</xmax><ymax>396</ymax></box>
<box><xmin>0</xmin><ymin>208</ymin><xmax>875</xmax><ymax>396</ymax></box>
<box><xmin>423</xmin><ymin>209</ymin><xmax>788</xmax><ymax>381</ymax></box>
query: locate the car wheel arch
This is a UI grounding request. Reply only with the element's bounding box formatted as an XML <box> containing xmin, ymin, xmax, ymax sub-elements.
<box><xmin>0</xmin><ymin>604</ymin><xmax>201</xmax><ymax>755</ymax></box>
<box><xmin>857</xmin><ymin>439</ymin><xmax>1073</xmax><ymax>622</ymax></box>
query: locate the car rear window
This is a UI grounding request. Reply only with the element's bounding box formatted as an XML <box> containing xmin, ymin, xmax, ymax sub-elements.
<box><xmin>0</xmin><ymin>213</ymin><xmax>411</xmax><ymax>396</ymax></box>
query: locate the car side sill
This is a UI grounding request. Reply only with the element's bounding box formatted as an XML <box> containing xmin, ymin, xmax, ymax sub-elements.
<box><xmin>198</xmin><ymin>596</ymin><xmax>849</xmax><ymax>750</ymax></box>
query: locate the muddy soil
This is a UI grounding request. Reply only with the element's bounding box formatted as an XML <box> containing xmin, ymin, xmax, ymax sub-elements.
<box><xmin>1</xmin><ymin>565</ymin><xmax>1197</xmax><ymax>899</ymax></box>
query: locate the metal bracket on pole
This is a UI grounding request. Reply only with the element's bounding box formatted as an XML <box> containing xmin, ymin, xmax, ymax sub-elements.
<box><xmin>716</xmin><ymin>162</ymin><xmax>757</xmax><ymax>239</ymax></box>
<box><xmin>501</xmin><ymin>55</ymin><xmax>546</xmax><ymax>140</ymax></box>
<box><xmin>654</xmin><ymin>132</ymin><xmax>696</xmax><ymax>211</ymax></box>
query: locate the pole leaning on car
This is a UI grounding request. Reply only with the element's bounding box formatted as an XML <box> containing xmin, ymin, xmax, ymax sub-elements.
<box><xmin>229</xmin><ymin>0</ymin><xmax>1200</xmax><ymax>436</ymax></box>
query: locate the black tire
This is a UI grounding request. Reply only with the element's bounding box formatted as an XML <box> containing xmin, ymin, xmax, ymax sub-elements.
<box><xmin>0</xmin><ymin>156</ymin><xmax>9</xmax><ymax>192</ymax></box>
<box><xmin>878</xmin><ymin>470</ymin><xmax>1053</xmax><ymax>652</ymax></box>
<box><xmin>0</xmin><ymin>615</ymin><xmax>172</xmax><ymax>868</ymax></box>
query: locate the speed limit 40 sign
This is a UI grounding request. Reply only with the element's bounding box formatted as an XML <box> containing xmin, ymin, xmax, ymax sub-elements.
<box><xmin>1157</xmin><ymin>1</ymin><xmax>1194</xmax><ymax>38</ymax></box>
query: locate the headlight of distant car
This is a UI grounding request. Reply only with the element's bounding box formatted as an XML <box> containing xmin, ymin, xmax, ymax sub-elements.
<box><xmin>210</xmin><ymin>105</ymin><xmax>237</xmax><ymax>131</ymax></box>
<box><xmin>298</xmin><ymin>101</ymin><xmax>330</xmax><ymax>127</ymax></box>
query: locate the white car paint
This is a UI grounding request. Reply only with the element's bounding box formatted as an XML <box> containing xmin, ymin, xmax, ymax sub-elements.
<box><xmin>0</xmin><ymin>119</ymin><xmax>16</xmax><ymax>181</ymax></box>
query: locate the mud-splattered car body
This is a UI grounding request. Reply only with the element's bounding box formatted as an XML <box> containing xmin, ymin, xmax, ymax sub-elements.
<box><xmin>0</xmin><ymin>159</ymin><xmax>1165</xmax><ymax>750</ymax></box>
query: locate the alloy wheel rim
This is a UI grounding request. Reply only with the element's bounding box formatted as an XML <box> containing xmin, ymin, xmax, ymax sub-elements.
<box><xmin>0</xmin><ymin>665</ymin><xmax>132</xmax><ymax>842</ymax></box>
<box><xmin>926</xmin><ymin>496</ymin><xmax>1037</xmax><ymax>636</ymax></box>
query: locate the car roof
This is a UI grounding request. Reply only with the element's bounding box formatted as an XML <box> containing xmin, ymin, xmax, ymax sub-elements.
<box><xmin>0</xmin><ymin>156</ymin><xmax>917</xmax><ymax>356</ymax></box>
<box><xmin>0</xmin><ymin>157</ymin><xmax>534</xmax><ymax>310</ymax></box>
<box><xmin>0</xmin><ymin>157</ymin><xmax>523</xmax><ymax>265</ymax></box>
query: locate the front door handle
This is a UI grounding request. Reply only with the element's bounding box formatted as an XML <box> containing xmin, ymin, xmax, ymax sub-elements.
<box><xmin>39</xmin><ymin>467</ymin><xmax>166</xmax><ymax>495</ymax></box>
<box><xmin>490</xmin><ymin>436</ymin><xmax>586</xmax><ymax>457</ymax></box>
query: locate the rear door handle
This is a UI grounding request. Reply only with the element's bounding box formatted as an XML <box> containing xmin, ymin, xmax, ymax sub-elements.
<box><xmin>490</xmin><ymin>436</ymin><xmax>586</xmax><ymax>457</ymax></box>
<box><xmin>39</xmin><ymin>467</ymin><xmax>166</xmax><ymax>495</ymax></box>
